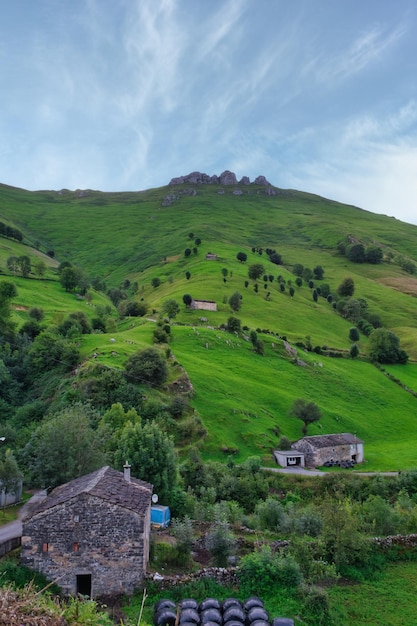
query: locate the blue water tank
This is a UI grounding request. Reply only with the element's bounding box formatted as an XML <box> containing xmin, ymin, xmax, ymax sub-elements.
<box><xmin>151</xmin><ymin>505</ymin><xmax>171</xmax><ymax>528</ymax></box>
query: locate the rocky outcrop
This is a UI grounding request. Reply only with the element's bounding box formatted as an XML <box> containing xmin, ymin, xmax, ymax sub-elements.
<box><xmin>169</xmin><ymin>171</ymin><xmax>272</xmax><ymax>186</ymax></box>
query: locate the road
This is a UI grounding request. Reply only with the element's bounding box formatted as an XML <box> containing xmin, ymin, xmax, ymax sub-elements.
<box><xmin>0</xmin><ymin>490</ymin><xmax>46</xmax><ymax>543</ymax></box>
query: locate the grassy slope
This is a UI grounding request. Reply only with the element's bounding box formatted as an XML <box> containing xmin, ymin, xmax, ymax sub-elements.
<box><xmin>1</xmin><ymin>180</ymin><xmax>417</xmax><ymax>469</ymax></box>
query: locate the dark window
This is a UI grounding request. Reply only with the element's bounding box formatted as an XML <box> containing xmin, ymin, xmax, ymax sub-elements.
<box><xmin>42</xmin><ymin>542</ymin><xmax>49</xmax><ymax>552</ymax></box>
<box><xmin>73</xmin><ymin>542</ymin><xmax>80</xmax><ymax>552</ymax></box>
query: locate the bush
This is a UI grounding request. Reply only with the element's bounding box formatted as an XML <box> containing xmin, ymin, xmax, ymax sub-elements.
<box><xmin>299</xmin><ymin>584</ymin><xmax>333</xmax><ymax>626</ymax></box>
<box><xmin>238</xmin><ymin>545</ymin><xmax>302</xmax><ymax>596</ymax></box>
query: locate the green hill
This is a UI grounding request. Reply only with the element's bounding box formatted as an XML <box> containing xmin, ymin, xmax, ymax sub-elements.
<box><xmin>1</xmin><ymin>175</ymin><xmax>417</xmax><ymax>470</ymax></box>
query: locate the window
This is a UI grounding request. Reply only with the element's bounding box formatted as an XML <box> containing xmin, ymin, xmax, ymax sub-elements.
<box><xmin>73</xmin><ymin>542</ymin><xmax>80</xmax><ymax>552</ymax></box>
<box><xmin>73</xmin><ymin>514</ymin><xmax>80</xmax><ymax>523</ymax></box>
<box><xmin>42</xmin><ymin>543</ymin><xmax>49</xmax><ymax>552</ymax></box>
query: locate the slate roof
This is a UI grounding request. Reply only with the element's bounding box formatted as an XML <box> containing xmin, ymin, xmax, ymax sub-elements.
<box><xmin>296</xmin><ymin>433</ymin><xmax>363</xmax><ymax>449</ymax></box>
<box><xmin>23</xmin><ymin>466</ymin><xmax>152</xmax><ymax>519</ymax></box>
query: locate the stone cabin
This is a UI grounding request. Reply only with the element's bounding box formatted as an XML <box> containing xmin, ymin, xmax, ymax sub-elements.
<box><xmin>21</xmin><ymin>465</ymin><xmax>152</xmax><ymax>597</ymax></box>
<box><xmin>291</xmin><ymin>433</ymin><xmax>364</xmax><ymax>467</ymax></box>
<box><xmin>191</xmin><ymin>299</ymin><xmax>217</xmax><ymax>311</ymax></box>
<box><xmin>205</xmin><ymin>253</ymin><xmax>217</xmax><ymax>260</ymax></box>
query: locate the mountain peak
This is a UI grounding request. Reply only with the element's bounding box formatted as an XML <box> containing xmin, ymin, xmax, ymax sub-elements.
<box><xmin>169</xmin><ymin>171</ymin><xmax>271</xmax><ymax>186</ymax></box>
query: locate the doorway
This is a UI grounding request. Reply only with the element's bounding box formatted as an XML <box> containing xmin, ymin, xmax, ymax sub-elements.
<box><xmin>76</xmin><ymin>574</ymin><xmax>92</xmax><ymax>597</ymax></box>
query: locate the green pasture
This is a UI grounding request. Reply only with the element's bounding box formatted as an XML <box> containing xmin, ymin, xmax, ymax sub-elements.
<box><xmin>170</xmin><ymin>325</ymin><xmax>417</xmax><ymax>470</ymax></box>
<box><xmin>329</xmin><ymin>561</ymin><xmax>417</xmax><ymax>625</ymax></box>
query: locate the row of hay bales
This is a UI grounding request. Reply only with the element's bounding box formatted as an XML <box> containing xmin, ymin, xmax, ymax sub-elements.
<box><xmin>153</xmin><ymin>596</ymin><xmax>294</xmax><ymax>626</ymax></box>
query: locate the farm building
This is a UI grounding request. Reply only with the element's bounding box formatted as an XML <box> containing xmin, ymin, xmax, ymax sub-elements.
<box><xmin>205</xmin><ymin>253</ymin><xmax>217</xmax><ymax>260</ymax></box>
<box><xmin>273</xmin><ymin>450</ymin><xmax>305</xmax><ymax>468</ymax></box>
<box><xmin>20</xmin><ymin>464</ymin><xmax>152</xmax><ymax>597</ymax></box>
<box><xmin>291</xmin><ymin>433</ymin><xmax>364</xmax><ymax>467</ymax></box>
<box><xmin>191</xmin><ymin>299</ymin><xmax>217</xmax><ymax>311</ymax></box>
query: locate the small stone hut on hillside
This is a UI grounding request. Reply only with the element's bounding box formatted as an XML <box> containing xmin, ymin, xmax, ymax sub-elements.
<box><xmin>190</xmin><ymin>299</ymin><xmax>217</xmax><ymax>311</ymax></box>
<box><xmin>291</xmin><ymin>433</ymin><xmax>364</xmax><ymax>467</ymax></box>
<box><xmin>20</xmin><ymin>465</ymin><xmax>152</xmax><ymax>597</ymax></box>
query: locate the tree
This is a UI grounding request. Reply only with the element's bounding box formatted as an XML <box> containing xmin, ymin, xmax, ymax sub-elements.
<box><xmin>237</xmin><ymin>251</ymin><xmax>247</xmax><ymax>263</ymax></box>
<box><xmin>205</xmin><ymin>508</ymin><xmax>236</xmax><ymax>567</ymax></box>
<box><xmin>269</xmin><ymin>252</ymin><xmax>282</xmax><ymax>265</ymax></box>
<box><xmin>195</xmin><ymin>238</ymin><xmax>201</xmax><ymax>246</ymax></box>
<box><xmin>347</xmin><ymin>243</ymin><xmax>366</xmax><ymax>263</ymax></box>
<box><xmin>29</xmin><ymin>330</ymin><xmax>79</xmax><ymax>373</ymax></box>
<box><xmin>337</xmin><ymin>277</ymin><xmax>355</xmax><ymax>297</ymax></box>
<box><xmin>290</xmin><ymin>398</ymin><xmax>321</xmax><ymax>436</ymax></box>
<box><xmin>0</xmin><ymin>281</ymin><xmax>17</xmax><ymax>336</ymax></box>
<box><xmin>295</xmin><ymin>277</ymin><xmax>303</xmax><ymax>288</ymax></box>
<box><xmin>185</xmin><ymin>271</ymin><xmax>191</xmax><ymax>280</ymax></box>
<box><xmin>184</xmin><ymin>248</ymin><xmax>192</xmax><ymax>257</ymax></box>
<box><xmin>349</xmin><ymin>327</ymin><xmax>360</xmax><ymax>342</ymax></box>
<box><xmin>221</xmin><ymin>268</ymin><xmax>228</xmax><ymax>278</ymax></box>
<box><xmin>226</xmin><ymin>316</ymin><xmax>241</xmax><ymax>334</ymax></box>
<box><xmin>248</xmin><ymin>263</ymin><xmax>265</xmax><ymax>281</ymax></box>
<box><xmin>289</xmin><ymin>286</ymin><xmax>295</xmax><ymax>297</ymax></box>
<box><xmin>229</xmin><ymin>291</ymin><xmax>242</xmax><ymax>313</ymax></box>
<box><xmin>114</xmin><ymin>421</ymin><xmax>179</xmax><ymax>504</ymax></box>
<box><xmin>118</xmin><ymin>300</ymin><xmax>148</xmax><ymax>318</ymax></box>
<box><xmin>18</xmin><ymin>255</ymin><xmax>31</xmax><ymax>278</ymax></box>
<box><xmin>0</xmin><ymin>449</ymin><xmax>22</xmax><ymax>499</ymax></box>
<box><xmin>161</xmin><ymin>299</ymin><xmax>180</xmax><ymax>320</ymax></box>
<box><xmin>368</xmin><ymin>328</ymin><xmax>408</xmax><ymax>364</ymax></box>
<box><xmin>313</xmin><ymin>265</ymin><xmax>324</xmax><ymax>280</ymax></box>
<box><xmin>293</xmin><ymin>263</ymin><xmax>304</xmax><ymax>276</ymax></box>
<box><xmin>21</xmin><ymin>403</ymin><xmax>105</xmax><ymax>488</ymax></box>
<box><xmin>350</xmin><ymin>343</ymin><xmax>359</xmax><ymax>359</ymax></box>
<box><xmin>151</xmin><ymin>277</ymin><xmax>161</xmax><ymax>288</ymax></box>
<box><xmin>125</xmin><ymin>347</ymin><xmax>168</xmax><ymax>386</ymax></box>
<box><xmin>366</xmin><ymin>246</ymin><xmax>383</xmax><ymax>264</ymax></box>
<box><xmin>182</xmin><ymin>294</ymin><xmax>192</xmax><ymax>307</ymax></box>
<box><xmin>6</xmin><ymin>256</ymin><xmax>19</xmax><ymax>275</ymax></box>
<box><xmin>60</xmin><ymin>266</ymin><xmax>78</xmax><ymax>292</ymax></box>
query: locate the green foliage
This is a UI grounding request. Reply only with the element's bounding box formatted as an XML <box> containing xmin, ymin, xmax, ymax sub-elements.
<box><xmin>237</xmin><ymin>251</ymin><xmax>247</xmax><ymax>262</ymax></box>
<box><xmin>21</xmin><ymin>403</ymin><xmax>105</xmax><ymax>488</ymax></box>
<box><xmin>368</xmin><ymin>328</ymin><xmax>408</xmax><ymax>364</ymax></box>
<box><xmin>248</xmin><ymin>263</ymin><xmax>265</xmax><ymax>280</ymax></box>
<box><xmin>349</xmin><ymin>327</ymin><xmax>360</xmax><ymax>342</ymax></box>
<box><xmin>337</xmin><ymin>277</ymin><xmax>355</xmax><ymax>297</ymax></box>
<box><xmin>349</xmin><ymin>343</ymin><xmax>359</xmax><ymax>359</ymax></box>
<box><xmin>226</xmin><ymin>316</ymin><xmax>241</xmax><ymax>334</ymax></box>
<box><xmin>290</xmin><ymin>398</ymin><xmax>321</xmax><ymax>436</ymax></box>
<box><xmin>229</xmin><ymin>291</ymin><xmax>242</xmax><ymax>313</ymax></box>
<box><xmin>161</xmin><ymin>298</ymin><xmax>180</xmax><ymax>319</ymax></box>
<box><xmin>255</xmin><ymin>496</ymin><xmax>285</xmax><ymax>531</ymax></box>
<box><xmin>299</xmin><ymin>584</ymin><xmax>334</xmax><ymax>626</ymax></box>
<box><xmin>29</xmin><ymin>330</ymin><xmax>79</xmax><ymax>374</ymax></box>
<box><xmin>205</xmin><ymin>508</ymin><xmax>236</xmax><ymax>566</ymax></box>
<box><xmin>0</xmin><ymin>559</ymin><xmax>60</xmax><ymax>592</ymax></box>
<box><xmin>125</xmin><ymin>347</ymin><xmax>168</xmax><ymax>387</ymax></box>
<box><xmin>114</xmin><ymin>421</ymin><xmax>179</xmax><ymax>504</ymax></box>
<box><xmin>238</xmin><ymin>545</ymin><xmax>302</xmax><ymax>596</ymax></box>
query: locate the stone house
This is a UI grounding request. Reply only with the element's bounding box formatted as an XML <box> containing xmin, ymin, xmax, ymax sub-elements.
<box><xmin>191</xmin><ymin>299</ymin><xmax>217</xmax><ymax>311</ymax></box>
<box><xmin>291</xmin><ymin>433</ymin><xmax>364</xmax><ymax>467</ymax></box>
<box><xmin>205</xmin><ymin>253</ymin><xmax>217</xmax><ymax>260</ymax></box>
<box><xmin>20</xmin><ymin>465</ymin><xmax>152</xmax><ymax>597</ymax></box>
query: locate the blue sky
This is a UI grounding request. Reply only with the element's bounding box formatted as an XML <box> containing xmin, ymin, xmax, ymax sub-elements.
<box><xmin>1</xmin><ymin>0</ymin><xmax>417</xmax><ymax>224</ymax></box>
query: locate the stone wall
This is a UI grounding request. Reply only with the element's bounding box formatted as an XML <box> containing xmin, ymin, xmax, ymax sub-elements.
<box><xmin>21</xmin><ymin>492</ymin><xmax>150</xmax><ymax>596</ymax></box>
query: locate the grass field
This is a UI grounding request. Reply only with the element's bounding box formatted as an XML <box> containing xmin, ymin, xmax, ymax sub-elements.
<box><xmin>2</xmin><ymin>180</ymin><xmax>417</xmax><ymax>469</ymax></box>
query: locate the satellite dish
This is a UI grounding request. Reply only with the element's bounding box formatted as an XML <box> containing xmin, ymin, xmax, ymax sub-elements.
<box><xmin>152</xmin><ymin>494</ymin><xmax>159</xmax><ymax>504</ymax></box>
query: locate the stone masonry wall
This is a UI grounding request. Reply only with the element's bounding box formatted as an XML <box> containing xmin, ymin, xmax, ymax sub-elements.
<box><xmin>21</xmin><ymin>493</ymin><xmax>149</xmax><ymax>596</ymax></box>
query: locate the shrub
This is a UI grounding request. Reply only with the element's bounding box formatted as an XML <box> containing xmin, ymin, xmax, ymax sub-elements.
<box><xmin>238</xmin><ymin>545</ymin><xmax>302</xmax><ymax>596</ymax></box>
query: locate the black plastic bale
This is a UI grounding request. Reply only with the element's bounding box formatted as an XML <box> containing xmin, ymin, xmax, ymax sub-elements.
<box><xmin>180</xmin><ymin>600</ymin><xmax>199</xmax><ymax>610</ymax></box>
<box><xmin>243</xmin><ymin>598</ymin><xmax>264</xmax><ymax>612</ymax></box>
<box><xmin>155</xmin><ymin>600</ymin><xmax>176</xmax><ymax>613</ymax></box>
<box><xmin>200</xmin><ymin>598</ymin><xmax>222</xmax><ymax>612</ymax></box>
<box><xmin>200</xmin><ymin>608</ymin><xmax>222</xmax><ymax>625</ymax></box>
<box><xmin>180</xmin><ymin>609</ymin><xmax>200</xmax><ymax>625</ymax></box>
<box><xmin>223</xmin><ymin>607</ymin><xmax>246</xmax><ymax>624</ymax></box>
<box><xmin>247</xmin><ymin>607</ymin><xmax>269</xmax><ymax>624</ymax></box>
<box><xmin>222</xmin><ymin>598</ymin><xmax>242</xmax><ymax>611</ymax></box>
<box><xmin>154</xmin><ymin>608</ymin><xmax>177</xmax><ymax>626</ymax></box>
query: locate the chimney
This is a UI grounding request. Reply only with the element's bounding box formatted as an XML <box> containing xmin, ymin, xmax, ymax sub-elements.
<box><xmin>123</xmin><ymin>461</ymin><xmax>131</xmax><ymax>482</ymax></box>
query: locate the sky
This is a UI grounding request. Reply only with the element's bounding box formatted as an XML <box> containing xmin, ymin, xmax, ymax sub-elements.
<box><xmin>1</xmin><ymin>0</ymin><xmax>417</xmax><ymax>225</ymax></box>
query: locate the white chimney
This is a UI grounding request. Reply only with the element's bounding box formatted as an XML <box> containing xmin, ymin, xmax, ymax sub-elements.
<box><xmin>123</xmin><ymin>461</ymin><xmax>131</xmax><ymax>482</ymax></box>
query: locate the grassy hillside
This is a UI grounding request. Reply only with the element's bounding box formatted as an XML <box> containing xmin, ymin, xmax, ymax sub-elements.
<box><xmin>1</xmin><ymin>177</ymin><xmax>417</xmax><ymax>470</ymax></box>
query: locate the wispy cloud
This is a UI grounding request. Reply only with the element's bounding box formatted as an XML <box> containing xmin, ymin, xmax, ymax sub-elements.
<box><xmin>315</xmin><ymin>22</ymin><xmax>407</xmax><ymax>84</ymax></box>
